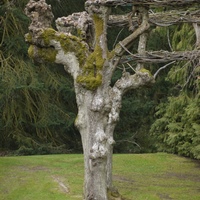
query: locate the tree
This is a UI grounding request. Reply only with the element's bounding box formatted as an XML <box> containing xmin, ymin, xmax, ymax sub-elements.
<box><xmin>151</xmin><ymin>23</ymin><xmax>200</xmax><ymax>159</ymax></box>
<box><xmin>24</xmin><ymin>0</ymin><xmax>200</xmax><ymax>199</ymax></box>
<box><xmin>0</xmin><ymin>0</ymin><xmax>81</xmax><ymax>154</ymax></box>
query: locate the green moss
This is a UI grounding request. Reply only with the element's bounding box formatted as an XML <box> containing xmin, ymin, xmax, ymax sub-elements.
<box><xmin>41</xmin><ymin>28</ymin><xmax>56</xmax><ymax>46</ymax></box>
<box><xmin>25</xmin><ymin>33</ymin><xmax>32</xmax><ymax>43</ymax></box>
<box><xmin>108</xmin><ymin>50</ymin><xmax>115</xmax><ymax>59</ymax></box>
<box><xmin>139</xmin><ymin>68</ymin><xmax>153</xmax><ymax>77</ymax></box>
<box><xmin>93</xmin><ymin>14</ymin><xmax>104</xmax><ymax>39</ymax></box>
<box><xmin>77</xmin><ymin>73</ymin><xmax>102</xmax><ymax>90</ymax></box>
<box><xmin>38</xmin><ymin>47</ymin><xmax>57</xmax><ymax>63</ymax></box>
<box><xmin>40</xmin><ymin>28</ymin><xmax>87</xmax><ymax>66</ymax></box>
<box><xmin>28</xmin><ymin>45</ymin><xmax>57</xmax><ymax>63</ymax></box>
<box><xmin>75</xmin><ymin>15</ymin><xmax>105</xmax><ymax>90</ymax></box>
<box><xmin>76</xmin><ymin>44</ymin><xmax>105</xmax><ymax>90</ymax></box>
<box><xmin>28</xmin><ymin>45</ymin><xmax>34</xmax><ymax>58</ymax></box>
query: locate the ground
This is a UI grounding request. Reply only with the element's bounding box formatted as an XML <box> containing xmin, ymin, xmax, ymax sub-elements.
<box><xmin>0</xmin><ymin>153</ymin><xmax>199</xmax><ymax>200</ymax></box>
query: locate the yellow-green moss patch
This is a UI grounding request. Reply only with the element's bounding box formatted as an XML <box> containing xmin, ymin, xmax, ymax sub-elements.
<box><xmin>25</xmin><ymin>33</ymin><xmax>32</xmax><ymax>43</ymax></box>
<box><xmin>28</xmin><ymin>45</ymin><xmax>57</xmax><ymax>63</ymax></box>
<box><xmin>76</xmin><ymin>14</ymin><xmax>105</xmax><ymax>90</ymax></box>
<box><xmin>93</xmin><ymin>14</ymin><xmax>104</xmax><ymax>40</ymax></box>
<box><xmin>38</xmin><ymin>47</ymin><xmax>57</xmax><ymax>63</ymax></box>
<box><xmin>77</xmin><ymin>73</ymin><xmax>102</xmax><ymax>90</ymax></box>
<box><xmin>40</xmin><ymin>28</ymin><xmax>87</xmax><ymax>66</ymax></box>
<box><xmin>139</xmin><ymin>68</ymin><xmax>153</xmax><ymax>77</ymax></box>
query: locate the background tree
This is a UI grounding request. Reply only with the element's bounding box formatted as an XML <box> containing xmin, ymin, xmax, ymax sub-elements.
<box><xmin>24</xmin><ymin>0</ymin><xmax>200</xmax><ymax>199</ymax></box>
<box><xmin>151</xmin><ymin>23</ymin><xmax>200</xmax><ymax>159</ymax></box>
<box><xmin>0</xmin><ymin>0</ymin><xmax>84</xmax><ymax>154</ymax></box>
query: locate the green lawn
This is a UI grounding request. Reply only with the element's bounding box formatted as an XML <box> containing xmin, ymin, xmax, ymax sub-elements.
<box><xmin>0</xmin><ymin>153</ymin><xmax>199</xmax><ymax>200</ymax></box>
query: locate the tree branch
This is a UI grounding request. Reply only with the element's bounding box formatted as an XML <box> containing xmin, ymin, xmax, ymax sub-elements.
<box><xmin>114</xmin><ymin>6</ymin><xmax>150</xmax><ymax>56</ymax></box>
<box><xmin>153</xmin><ymin>61</ymin><xmax>176</xmax><ymax>78</ymax></box>
<box><xmin>25</xmin><ymin>0</ymin><xmax>89</xmax><ymax>79</ymax></box>
<box><xmin>86</xmin><ymin>0</ymin><xmax>199</xmax><ymax>7</ymax></box>
<box><xmin>108</xmin><ymin>9</ymin><xmax>200</xmax><ymax>27</ymax></box>
<box><xmin>120</xmin><ymin>50</ymin><xmax>200</xmax><ymax>63</ymax></box>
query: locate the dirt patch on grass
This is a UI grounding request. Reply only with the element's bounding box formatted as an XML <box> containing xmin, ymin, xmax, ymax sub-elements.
<box><xmin>17</xmin><ymin>165</ymin><xmax>49</xmax><ymax>172</ymax></box>
<box><xmin>157</xmin><ymin>193</ymin><xmax>173</xmax><ymax>200</ymax></box>
<box><xmin>52</xmin><ymin>175</ymin><xmax>70</xmax><ymax>194</ymax></box>
<box><xmin>165</xmin><ymin>172</ymin><xmax>200</xmax><ymax>182</ymax></box>
<box><xmin>113</xmin><ymin>175</ymin><xmax>135</xmax><ymax>184</ymax></box>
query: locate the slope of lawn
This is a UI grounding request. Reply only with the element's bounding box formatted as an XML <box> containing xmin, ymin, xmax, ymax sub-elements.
<box><xmin>0</xmin><ymin>153</ymin><xmax>199</xmax><ymax>200</ymax></box>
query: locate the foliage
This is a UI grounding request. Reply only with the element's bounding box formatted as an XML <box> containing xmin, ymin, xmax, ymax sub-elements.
<box><xmin>0</xmin><ymin>0</ymin><xmax>82</xmax><ymax>154</ymax></box>
<box><xmin>150</xmin><ymin>23</ymin><xmax>200</xmax><ymax>159</ymax></box>
<box><xmin>113</xmin><ymin>24</ymin><xmax>174</xmax><ymax>154</ymax></box>
<box><xmin>114</xmin><ymin>88</ymin><xmax>156</xmax><ymax>153</ymax></box>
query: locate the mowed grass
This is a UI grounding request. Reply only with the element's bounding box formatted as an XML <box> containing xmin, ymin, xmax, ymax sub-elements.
<box><xmin>0</xmin><ymin>153</ymin><xmax>200</xmax><ymax>200</ymax></box>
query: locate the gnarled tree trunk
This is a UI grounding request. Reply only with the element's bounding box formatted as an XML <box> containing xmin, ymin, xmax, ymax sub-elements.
<box><xmin>24</xmin><ymin>1</ymin><xmax>153</xmax><ymax>199</ymax></box>
<box><xmin>24</xmin><ymin>0</ymin><xmax>200</xmax><ymax>199</ymax></box>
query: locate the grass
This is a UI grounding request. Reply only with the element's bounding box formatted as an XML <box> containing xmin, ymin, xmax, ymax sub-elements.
<box><xmin>0</xmin><ymin>153</ymin><xmax>200</xmax><ymax>200</ymax></box>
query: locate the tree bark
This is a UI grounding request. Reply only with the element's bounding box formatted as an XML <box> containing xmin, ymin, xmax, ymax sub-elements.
<box><xmin>193</xmin><ymin>23</ymin><xmax>200</xmax><ymax>48</ymax></box>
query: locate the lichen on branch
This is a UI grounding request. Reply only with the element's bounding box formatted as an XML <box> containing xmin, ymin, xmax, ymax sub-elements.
<box><xmin>76</xmin><ymin>11</ymin><xmax>107</xmax><ymax>90</ymax></box>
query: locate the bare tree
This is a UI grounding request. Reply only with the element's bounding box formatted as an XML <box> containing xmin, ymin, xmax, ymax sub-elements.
<box><xmin>24</xmin><ymin>0</ymin><xmax>200</xmax><ymax>199</ymax></box>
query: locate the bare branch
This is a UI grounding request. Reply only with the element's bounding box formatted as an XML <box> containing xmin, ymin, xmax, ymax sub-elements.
<box><xmin>116</xmin><ymin>139</ymin><xmax>141</xmax><ymax>149</ymax></box>
<box><xmin>153</xmin><ymin>61</ymin><xmax>176</xmax><ymax>79</ymax></box>
<box><xmin>114</xmin><ymin>6</ymin><xmax>150</xmax><ymax>56</ymax></box>
<box><xmin>86</xmin><ymin>0</ymin><xmax>199</xmax><ymax>7</ymax></box>
<box><xmin>120</xmin><ymin>50</ymin><xmax>200</xmax><ymax>63</ymax></box>
<box><xmin>108</xmin><ymin>9</ymin><xmax>200</xmax><ymax>27</ymax></box>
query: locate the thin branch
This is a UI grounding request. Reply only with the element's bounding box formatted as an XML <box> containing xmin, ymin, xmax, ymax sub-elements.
<box><xmin>120</xmin><ymin>50</ymin><xmax>200</xmax><ymax>63</ymax></box>
<box><xmin>113</xmin><ymin>28</ymin><xmax>124</xmax><ymax>49</ymax></box>
<box><xmin>119</xmin><ymin>41</ymin><xmax>135</xmax><ymax>56</ymax></box>
<box><xmin>86</xmin><ymin>0</ymin><xmax>199</xmax><ymax>7</ymax></box>
<box><xmin>126</xmin><ymin>63</ymin><xmax>137</xmax><ymax>73</ymax></box>
<box><xmin>108</xmin><ymin>9</ymin><xmax>200</xmax><ymax>27</ymax></box>
<box><xmin>167</xmin><ymin>28</ymin><xmax>173</xmax><ymax>52</ymax></box>
<box><xmin>182</xmin><ymin>62</ymin><xmax>198</xmax><ymax>90</ymax></box>
<box><xmin>153</xmin><ymin>61</ymin><xmax>176</xmax><ymax>78</ymax></box>
<box><xmin>116</xmin><ymin>139</ymin><xmax>141</xmax><ymax>149</ymax></box>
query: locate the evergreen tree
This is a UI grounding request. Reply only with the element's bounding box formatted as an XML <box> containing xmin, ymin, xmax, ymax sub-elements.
<box><xmin>151</xmin><ymin>24</ymin><xmax>200</xmax><ymax>159</ymax></box>
<box><xmin>0</xmin><ymin>0</ymin><xmax>82</xmax><ymax>154</ymax></box>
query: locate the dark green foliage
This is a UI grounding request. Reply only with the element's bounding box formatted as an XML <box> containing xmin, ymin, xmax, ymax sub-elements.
<box><xmin>46</xmin><ymin>0</ymin><xmax>84</xmax><ymax>17</ymax></box>
<box><xmin>151</xmin><ymin>93</ymin><xmax>200</xmax><ymax>159</ymax></box>
<box><xmin>114</xmin><ymin>89</ymin><xmax>157</xmax><ymax>153</ymax></box>
<box><xmin>151</xmin><ymin>24</ymin><xmax>200</xmax><ymax>159</ymax></box>
<box><xmin>0</xmin><ymin>0</ymin><xmax>82</xmax><ymax>154</ymax></box>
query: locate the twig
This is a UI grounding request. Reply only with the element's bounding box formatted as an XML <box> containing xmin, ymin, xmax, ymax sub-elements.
<box><xmin>116</xmin><ymin>139</ymin><xmax>141</xmax><ymax>149</ymax></box>
<box><xmin>167</xmin><ymin>28</ymin><xmax>173</xmax><ymax>52</ymax></box>
<box><xmin>119</xmin><ymin>41</ymin><xmax>135</xmax><ymax>56</ymax></box>
<box><xmin>113</xmin><ymin>28</ymin><xmax>124</xmax><ymax>49</ymax></box>
<box><xmin>127</xmin><ymin>62</ymin><xmax>137</xmax><ymax>73</ymax></box>
<box><xmin>154</xmin><ymin>61</ymin><xmax>176</xmax><ymax>78</ymax></box>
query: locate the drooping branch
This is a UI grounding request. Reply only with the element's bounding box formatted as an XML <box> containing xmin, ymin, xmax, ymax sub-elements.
<box><xmin>108</xmin><ymin>9</ymin><xmax>200</xmax><ymax>27</ymax></box>
<box><xmin>120</xmin><ymin>50</ymin><xmax>200</xmax><ymax>63</ymax></box>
